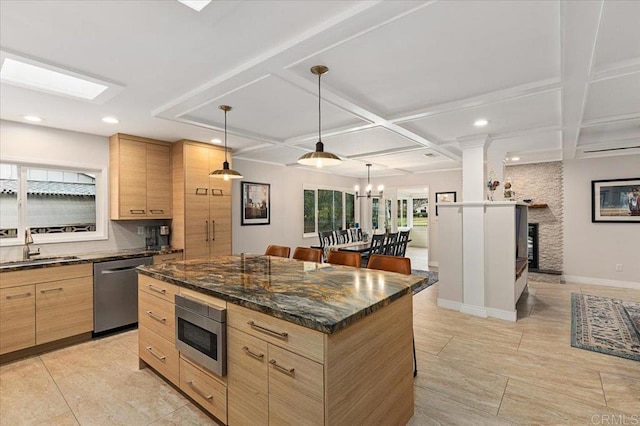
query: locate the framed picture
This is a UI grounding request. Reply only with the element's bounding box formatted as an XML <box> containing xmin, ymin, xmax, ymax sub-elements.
<box><xmin>241</xmin><ymin>181</ymin><xmax>270</xmax><ymax>225</ymax></box>
<box><xmin>435</xmin><ymin>191</ymin><xmax>457</xmax><ymax>216</ymax></box>
<box><xmin>592</xmin><ymin>178</ymin><xmax>640</xmax><ymax>223</ymax></box>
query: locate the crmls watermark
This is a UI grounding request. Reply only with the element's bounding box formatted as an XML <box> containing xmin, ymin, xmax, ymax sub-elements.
<box><xmin>591</xmin><ymin>414</ymin><xmax>640</xmax><ymax>425</ymax></box>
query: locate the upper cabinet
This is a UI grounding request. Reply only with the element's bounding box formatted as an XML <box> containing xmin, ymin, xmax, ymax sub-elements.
<box><xmin>110</xmin><ymin>134</ymin><xmax>172</xmax><ymax>220</ymax></box>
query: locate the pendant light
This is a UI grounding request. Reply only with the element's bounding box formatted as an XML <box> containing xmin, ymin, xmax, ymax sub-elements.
<box><xmin>297</xmin><ymin>65</ymin><xmax>341</xmax><ymax>168</ymax></box>
<box><xmin>210</xmin><ymin>105</ymin><xmax>243</xmax><ymax>180</ymax></box>
<box><xmin>355</xmin><ymin>164</ymin><xmax>384</xmax><ymax>199</ymax></box>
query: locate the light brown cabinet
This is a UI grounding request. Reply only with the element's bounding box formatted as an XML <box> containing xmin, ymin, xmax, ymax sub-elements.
<box><xmin>0</xmin><ymin>264</ymin><xmax>93</xmax><ymax>355</ymax></box>
<box><xmin>171</xmin><ymin>140</ymin><xmax>232</xmax><ymax>260</ymax></box>
<box><xmin>0</xmin><ymin>285</ymin><xmax>36</xmax><ymax>354</ymax></box>
<box><xmin>110</xmin><ymin>134</ymin><xmax>172</xmax><ymax>220</ymax></box>
<box><xmin>180</xmin><ymin>356</ymin><xmax>228</xmax><ymax>424</ymax></box>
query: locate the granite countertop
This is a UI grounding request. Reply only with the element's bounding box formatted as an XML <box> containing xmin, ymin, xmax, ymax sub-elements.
<box><xmin>137</xmin><ymin>254</ymin><xmax>427</xmax><ymax>334</ymax></box>
<box><xmin>0</xmin><ymin>248</ymin><xmax>183</xmax><ymax>272</ymax></box>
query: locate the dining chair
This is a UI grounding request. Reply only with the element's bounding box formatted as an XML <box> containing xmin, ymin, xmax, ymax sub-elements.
<box><xmin>366</xmin><ymin>253</ymin><xmax>417</xmax><ymax>377</ymax></box>
<box><xmin>318</xmin><ymin>230</ymin><xmax>336</xmax><ymax>248</ymax></box>
<box><xmin>362</xmin><ymin>233</ymin><xmax>386</xmax><ymax>266</ymax></box>
<box><xmin>264</xmin><ymin>245</ymin><xmax>291</xmax><ymax>258</ymax></box>
<box><xmin>292</xmin><ymin>247</ymin><xmax>323</xmax><ymax>263</ymax></box>
<box><xmin>395</xmin><ymin>230</ymin><xmax>411</xmax><ymax>257</ymax></box>
<box><xmin>384</xmin><ymin>232</ymin><xmax>399</xmax><ymax>255</ymax></box>
<box><xmin>336</xmin><ymin>229</ymin><xmax>350</xmax><ymax>244</ymax></box>
<box><xmin>326</xmin><ymin>250</ymin><xmax>361</xmax><ymax>268</ymax></box>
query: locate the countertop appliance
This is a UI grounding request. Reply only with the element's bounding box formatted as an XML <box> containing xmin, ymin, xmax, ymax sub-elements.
<box><xmin>93</xmin><ymin>256</ymin><xmax>152</xmax><ymax>334</ymax></box>
<box><xmin>175</xmin><ymin>294</ymin><xmax>227</xmax><ymax>376</ymax></box>
<box><xmin>145</xmin><ymin>225</ymin><xmax>170</xmax><ymax>251</ymax></box>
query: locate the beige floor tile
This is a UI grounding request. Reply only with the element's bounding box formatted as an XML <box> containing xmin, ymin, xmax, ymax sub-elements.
<box><xmin>498</xmin><ymin>378</ymin><xmax>628</xmax><ymax>425</ymax></box>
<box><xmin>113</xmin><ymin>329</ymin><xmax>140</xmax><ymax>355</ymax></box>
<box><xmin>0</xmin><ymin>357</ymin><xmax>74</xmax><ymax>426</ymax></box>
<box><xmin>415</xmin><ymin>352</ymin><xmax>508</xmax><ymax>415</ymax></box>
<box><xmin>438</xmin><ymin>337</ymin><xmax>607</xmax><ymax>406</ymax></box>
<box><xmin>601</xmin><ymin>372</ymin><xmax>640</xmax><ymax>414</ymax></box>
<box><xmin>409</xmin><ymin>386</ymin><xmax>514</xmax><ymax>426</ymax></box>
<box><xmin>149</xmin><ymin>403</ymin><xmax>220</xmax><ymax>425</ymax></box>
<box><xmin>413</xmin><ymin>324</ymin><xmax>453</xmax><ymax>355</ymax></box>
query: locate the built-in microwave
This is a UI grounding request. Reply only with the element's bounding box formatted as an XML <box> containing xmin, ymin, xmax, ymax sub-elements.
<box><xmin>175</xmin><ymin>294</ymin><xmax>226</xmax><ymax>377</ymax></box>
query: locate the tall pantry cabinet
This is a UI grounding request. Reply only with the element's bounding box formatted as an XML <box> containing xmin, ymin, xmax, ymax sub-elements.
<box><xmin>171</xmin><ymin>140</ymin><xmax>232</xmax><ymax>259</ymax></box>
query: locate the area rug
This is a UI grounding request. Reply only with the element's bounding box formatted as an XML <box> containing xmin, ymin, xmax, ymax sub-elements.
<box><xmin>571</xmin><ymin>293</ymin><xmax>640</xmax><ymax>361</ymax></box>
<box><xmin>411</xmin><ymin>270</ymin><xmax>438</xmax><ymax>295</ymax></box>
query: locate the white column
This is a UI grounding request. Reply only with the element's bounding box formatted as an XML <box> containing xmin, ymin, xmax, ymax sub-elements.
<box><xmin>459</xmin><ymin>135</ymin><xmax>491</xmax><ymax>317</ymax></box>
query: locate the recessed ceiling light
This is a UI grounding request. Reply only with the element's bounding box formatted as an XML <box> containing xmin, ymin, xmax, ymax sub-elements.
<box><xmin>177</xmin><ymin>0</ymin><xmax>212</xmax><ymax>12</ymax></box>
<box><xmin>211</xmin><ymin>138</ymin><xmax>222</xmax><ymax>144</ymax></box>
<box><xmin>511</xmin><ymin>156</ymin><xmax>520</xmax><ymax>161</ymax></box>
<box><xmin>474</xmin><ymin>119</ymin><xmax>489</xmax><ymax>127</ymax></box>
<box><xmin>102</xmin><ymin>116</ymin><xmax>119</xmax><ymax>124</ymax></box>
<box><xmin>1</xmin><ymin>57</ymin><xmax>108</xmax><ymax>100</ymax></box>
<box><xmin>22</xmin><ymin>115</ymin><xmax>43</xmax><ymax>122</ymax></box>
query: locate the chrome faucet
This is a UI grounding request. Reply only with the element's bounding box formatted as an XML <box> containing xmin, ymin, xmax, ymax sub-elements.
<box><xmin>23</xmin><ymin>228</ymin><xmax>41</xmax><ymax>260</ymax></box>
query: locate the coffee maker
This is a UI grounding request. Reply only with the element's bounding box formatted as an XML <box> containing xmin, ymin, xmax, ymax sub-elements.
<box><xmin>145</xmin><ymin>225</ymin><xmax>170</xmax><ymax>250</ymax></box>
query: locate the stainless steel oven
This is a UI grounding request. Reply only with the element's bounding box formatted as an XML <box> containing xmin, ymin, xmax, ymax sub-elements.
<box><xmin>175</xmin><ymin>294</ymin><xmax>226</xmax><ymax>376</ymax></box>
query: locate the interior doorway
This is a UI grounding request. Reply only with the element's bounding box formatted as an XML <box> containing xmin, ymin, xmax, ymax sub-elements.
<box><xmin>397</xmin><ymin>187</ymin><xmax>429</xmax><ymax>270</ymax></box>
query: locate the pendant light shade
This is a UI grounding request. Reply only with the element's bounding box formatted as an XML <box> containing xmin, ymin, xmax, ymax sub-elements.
<box><xmin>297</xmin><ymin>65</ymin><xmax>341</xmax><ymax>168</ymax></box>
<box><xmin>210</xmin><ymin>105</ymin><xmax>243</xmax><ymax>180</ymax></box>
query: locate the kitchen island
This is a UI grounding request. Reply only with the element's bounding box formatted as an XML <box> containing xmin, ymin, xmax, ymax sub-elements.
<box><xmin>137</xmin><ymin>254</ymin><xmax>426</xmax><ymax>425</ymax></box>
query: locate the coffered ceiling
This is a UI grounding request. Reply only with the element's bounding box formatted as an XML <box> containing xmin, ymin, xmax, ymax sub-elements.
<box><xmin>1</xmin><ymin>1</ymin><xmax>638</xmax><ymax>179</ymax></box>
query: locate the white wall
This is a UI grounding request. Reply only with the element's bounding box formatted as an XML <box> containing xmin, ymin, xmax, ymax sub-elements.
<box><xmin>230</xmin><ymin>159</ymin><xmax>358</xmax><ymax>254</ymax></box>
<box><xmin>0</xmin><ymin>120</ymin><xmax>151</xmax><ymax>260</ymax></box>
<box><xmin>563</xmin><ymin>155</ymin><xmax>640</xmax><ymax>288</ymax></box>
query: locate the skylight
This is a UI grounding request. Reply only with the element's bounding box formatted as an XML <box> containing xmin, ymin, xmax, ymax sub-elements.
<box><xmin>177</xmin><ymin>0</ymin><xmax>212</xmax><ymax>12</ymax></box>
<box><xmin>1</xmin><ymin>58</ymin><xmax>108</xmax><ymax>100</ymax></box>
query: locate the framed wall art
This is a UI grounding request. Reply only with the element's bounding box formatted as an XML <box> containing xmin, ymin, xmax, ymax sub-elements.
<box><xmin>435</xmin><ymin>191</ymin><xmax>457</xmax><ymax>216</ymax></box>
<box><xmin>241</xmin><ymin>181</ymin><xmax>270</xmax><ymax>225</ymax></box>
<box><xmin>591</xmin><ymin>178</ymin><xmax>640</xmax><ymax>223</ymax></box>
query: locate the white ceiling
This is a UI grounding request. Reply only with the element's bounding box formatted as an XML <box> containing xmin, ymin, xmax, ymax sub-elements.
<box><xmin>1</xmin><ymin>0</ymin><xmax>638</xmax><ymax>179</ymax></box>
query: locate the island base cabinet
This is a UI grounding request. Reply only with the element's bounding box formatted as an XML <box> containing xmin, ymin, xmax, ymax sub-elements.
<box><xmin>36</xmin><ymin>276</ymin><xmax>93</xmax><ymax>345</ymax></box>
<box><xmin>0</xmin><ymin>285</ymin><xmax>35</xmax><ymax>355</ymax></box>
<box><xmin>180</xmin><ymin>356</ymin><xmax>227</xmax><ymax>424</ymax></box>
<box><xmin>227</xmin><ymin>328</ymin><xmax>269</xmax><ymax>425</ymax></box>
<box><xmin>268</xmin><ymin>345</ymin><xmax>324</xmax><ymax>426</ymax></box>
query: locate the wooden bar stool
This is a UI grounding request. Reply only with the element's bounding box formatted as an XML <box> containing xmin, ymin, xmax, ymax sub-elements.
<box><xmin>326</xmin><ymin>251</ymin><xmax>361</xmax><ymax>268</ymax></box>
<box><xmin>264</xmin><ymin>245</ymin><xmax>291</xmax><ymax>258</ymax></box>
<box><xmin>292</xmin><ymin>247</ymin><xmax>323</xmax><ymax>263</ymax></box>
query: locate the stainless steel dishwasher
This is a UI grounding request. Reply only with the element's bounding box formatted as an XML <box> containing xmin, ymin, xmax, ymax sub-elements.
<box><xmin>93</xmin><ymin>256</ymin><xmax>152</xmax><ymax>334</ymax></box>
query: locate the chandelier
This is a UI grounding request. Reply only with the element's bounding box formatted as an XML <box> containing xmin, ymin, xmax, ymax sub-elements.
<box><xmin>355</xmin><ymin>164</ymin><xmax>383</xmax><ymax>199</ymax></box>
<box><xmin>210</xmin><ymin>105</ymin><xmax>243</xmax><ymax>180</ymax></box>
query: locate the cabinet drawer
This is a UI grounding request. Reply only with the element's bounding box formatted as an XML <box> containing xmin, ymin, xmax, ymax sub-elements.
<box><xmin>138</xmin><ymin>275</ymin><xmax>179</xmax><ymax>304</ymax></box>
<box><xmin>227</xmin><ymin>328</ymin><xmax>268</xmax><ymax>426</ymax></box>
<box><xmin>139</xmin><ymin>326</ymin><xmax>179</xmax><ymax>385</ymax></box>
<box><xmin>152</xmin><ymin>253</ymin><xmax>182</xmax><ymax>264</ymax></box>
<box><xmin>0</xmin><ymin>263</ymin><xmax>92</xmax><ymax>289</ymax></box>
<box><xmin>0</xmin><ymin>285</ymin><xmax>35</xmax><ymax>354</ymax></box>
<box><xmin>139</xmin><ymin>290</ymin><xmax>175</xmax><ymax>344</ymax></box>
<box><xmin>228</xmin><ymin>304</ymin><xmax>324</xmax><ymax>364</ymax></box>
<box><xmin>268</xmin><ymin>345</ymin><xmax>324</xmax><ymax>426</ymax></box>
<box><xmin>36</xmin><ymin>276</ymin><xmax>93</xmax><ymax>345</ymax></box>
<box><xmin>180</xmin><ymin>356</ymin><xmax>227</xmax><ymax>424</ymax></box>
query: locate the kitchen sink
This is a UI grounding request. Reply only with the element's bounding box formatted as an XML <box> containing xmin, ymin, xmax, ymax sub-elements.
<box><xmin>0</xmin><ymin>255</ymin><xmax>80</xmax><ymax>269</ymax></box>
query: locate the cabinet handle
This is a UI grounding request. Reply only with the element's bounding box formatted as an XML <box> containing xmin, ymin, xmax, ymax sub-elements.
<box><xmin>147</xmin><ymin>284</ymin><xmax>166</xmax><ymax>294</ymax></box>
<box><xmin>130</xmin><ymin>209</ymin><xmax>146</xmax><ymax>214</ymax></box>
<box><xmin>187</xmin><ymin>380</ymin><xmax>213</xmax><ymax>401</ymax></box>
<box><xmin>211</xmin><ymin>189</ymin><xmax>223</xmax><ymax>196</ymax></box>
<box><xmin>6</xmin><ymin>292</ymin><xmax>31</xmax><ymax>299</ymax></box>
<box><xmin>195</xmin><ymin>188</ymin><xmax>208</xmax><ymax>195</ymax></box>
<box><xmin>40</xmin><ymin>287</ymin><xmax>63</xmax><ymax>294</ymax></box>
<box><xmin>146</xmin><ymin>346</ymin><xmax>166</xmax><ymax>362</ymax></box>
<box><xmin>159</xmin><ymin>257</ymin><xmax>177</xmax><ymax>262</ymax></box>
<box><xmin>247</xmin><ymin>321</ymin><xmax>288</xmax><ymax>340</ymax></box>
<box><xmin>269</xmin><ymin>359</ymin><xmax>295</xmax><ymax>377</ymax></box>
<box><xmin>211</xmin><ymin>220</ymin><xmax>215</xmax><ymax>241</ymax></box>
<box><xmin>205</xmin><ymin>221</ymin><xmax>209</xmax><ymax>242</ymax></box>
<box><xmin>146</xmin><ymin>311</ymin><xmax>166</xmax><ymax>323</ymax></box>
<box><xmin>242</xmin><ymin>346</ymin><xmax>265</xmax><ymax>361</ymax></box>
<box><xmin>149</xmin><ymin>209</ymin><xmax>164</xmax><ymax>214</ymax></box>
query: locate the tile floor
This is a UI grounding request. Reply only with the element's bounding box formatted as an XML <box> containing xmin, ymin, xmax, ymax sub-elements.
<box><xmin>1</xmin><ymin>280</ymin><xmax>639</xmax><ymax>425</ymax></box>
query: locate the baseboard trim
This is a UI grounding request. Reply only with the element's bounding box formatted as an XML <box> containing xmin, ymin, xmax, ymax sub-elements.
<box><xmin>460</xmin><ymin>304</ymin><xmax>488</xmax><ymax>318</ymax></box>
<box><xmin>428</xmin><ymin>261</ymin><xmax>439</xmax><ymax>268</ymax></box>
<box><xmin>563</xmin><ymin>275</ymin><xmax>640</xmax><ymax>290</ymax></box>
<box><xmin>437</xmin><ymin>298</ymin><xmax>461</xmax><ymax>311</ymax></box>
<box><xmin>486</xmin><ymin>308</ymin><xmax>517</xmax><ymax>322</ymax></box>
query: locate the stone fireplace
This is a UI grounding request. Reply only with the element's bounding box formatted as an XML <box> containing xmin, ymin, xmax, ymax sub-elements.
<box><xmin>506</xmin><ymin>161</ymin><xmax>563</xmax><ymax>283</ymax></box>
